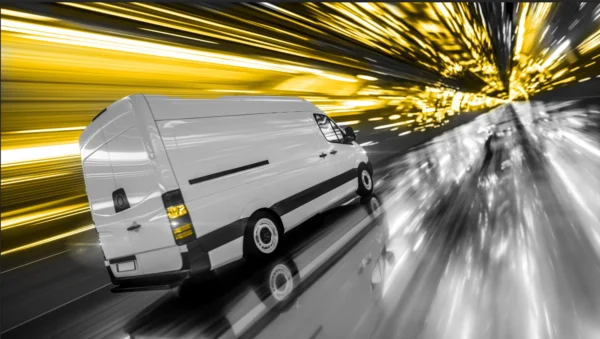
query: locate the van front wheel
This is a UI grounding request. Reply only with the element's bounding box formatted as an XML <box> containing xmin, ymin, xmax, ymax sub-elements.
<box><xmin>356</xmin><ymin>165</ymin><xmax>374</xmax><ymax>197</ymax></box>
<box><xmin>244</xmin><ymin>211</ymin><xmax>282</xmax><ymax>260</ymax></box>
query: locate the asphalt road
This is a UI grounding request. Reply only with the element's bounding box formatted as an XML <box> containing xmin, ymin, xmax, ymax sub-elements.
<box><xmin>3</xmin><ymin>99</ymin><xmax>600</xmax><ymax>339</ymax></box>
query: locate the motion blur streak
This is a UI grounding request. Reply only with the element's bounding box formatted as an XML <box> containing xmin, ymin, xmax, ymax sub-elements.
<box><xmin>0</xmin><ymin>3</ymin><xmax>513</xmax><ymax>254</ymax></box>
<box><xmin>1</xmin><ymin>143</ymin><xmax>80</xmax><ymax>165</ymax></box>
<box><xmin>509</xmin><ymin>3</ymin><xmax>600</xmax><ymax>98</ymax></box>
<box><xmin>0</xmin><ymin>2</ymin><xmax>599</xmax><ymax>335</ymax></box>
<box><xmin>1</xmin><ymin>224</ymin><xmax>94</xmax><ymax>256</ymax></box>
<box><xmin>0</xmin><ymin>0</ymin><xmax>598</xmax><ymax>284</ymax></box>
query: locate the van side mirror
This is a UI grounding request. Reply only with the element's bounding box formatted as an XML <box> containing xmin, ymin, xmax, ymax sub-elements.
<box><xmin>344</xmin><ymin>126</ymin><xmax>356</xmax><ymax>142</ymax></box>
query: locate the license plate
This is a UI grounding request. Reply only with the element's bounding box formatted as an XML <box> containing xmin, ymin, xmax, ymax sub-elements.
<box><xmin>117</xmin><ymin>261</ymin><xmax>136</xmax><ymax>272</ymax></box>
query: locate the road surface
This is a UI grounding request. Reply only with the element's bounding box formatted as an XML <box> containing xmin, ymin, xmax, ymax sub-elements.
<box><xmin>3</xmin><ymin>99</ymin><xmax>600</xmax><ymax>339</ymax></box>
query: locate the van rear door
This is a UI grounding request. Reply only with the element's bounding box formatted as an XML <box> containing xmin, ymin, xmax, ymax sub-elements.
<box><xmin>80</xmin><ymin>96</ymin><xmax>181</xmax><ymax>274</ymax></box>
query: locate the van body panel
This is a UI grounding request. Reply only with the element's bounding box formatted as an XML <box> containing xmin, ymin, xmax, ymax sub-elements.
<box><xmin>176</xmin><ymin>154</ymin><xmax>337</xmax><ymax>241</ymax></box>
<box><xmin>145</xmin><ymin>96</ymin><xmax>319</xmax><ymax>120</ymax></box>
<box><xmin>80</xmin><ymin>95</ymin><xmax>182</xmax><ymax>275</ymax></box>
<box><xmin>136</xmin><ymin>246</ymin><xmax>184</xmax><ymax>275</ymax></box>
<box><xmin>330</xmin><ymin>142</ymin><xmax>364</xmax><ymax>176</ymax></box>
<box><xmin>155</xmin><ymin>112</ymin><xmax>331</xmax><ymax>200</ymax></box>
<box><xmin>279</xmin><ymin>171</ymin><xmax>358</xmax><ymax>229</ymax></box>
<box><xmin>156</xmin><ymin>111</ymin><xmax>340</xmax><ymax>236</ymax></box>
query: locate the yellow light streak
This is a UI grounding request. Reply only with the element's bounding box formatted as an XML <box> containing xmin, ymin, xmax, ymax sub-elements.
<box><xmin>374</xmin><ymin>120</ymin><xmax>415</xmax><ymax>130</ymax></box>
<box><xmin>2</xmin><ymin>127</ymin><xmax>86</xmax><ymax>134</ymax></box>
<box><xmin>1</xmin><ymin>19</ymin><xmax>313</xmax><ymax>75</ymax></box>
<box><xmin>1</xmin><ymin>225</ymin><xmax>95</xmax><ymax>256</ymax></box>
<box><xmin>0</xmin><ymin>5</ymin><xmax>507</xmax><ymax>256</ymax></box>
<box><xmin>357</xmin><ymin>74</ymin><xmax>378</xmax><ymax>81</ymax></box>
<box><xmin>336</xmin><ymin>120</ymin><xmax>360</xmax><ymax>126</ymax></box>
<box><xmin>2</xmin><ymin>202</ymin><xmax>90</xmax><ymax>230</ymax></box>
<box><xmin>0</xmin><ymin>9</ymin><xmax>57</xmax><ymax>21</ymax></box>
<box><xmin>1</xmin><ymin>143</ymin><xmax>80</xmax><ymax>166</ymax></box>
<box><xmin>209</xmin><ymin>90</ymin><xmax>262</xmax><ymax>93</ymax></box>
<box><xmin>1</xmin><ymin>171</ymin><xmax>72</xmax><ymax>186</ymax></box>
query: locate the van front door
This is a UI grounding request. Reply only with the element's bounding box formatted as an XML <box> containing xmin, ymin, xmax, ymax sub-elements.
<box><xmin>313</xmin><ymin>114</ymin><xmax>360</xmax><ymax>200</ymax></box>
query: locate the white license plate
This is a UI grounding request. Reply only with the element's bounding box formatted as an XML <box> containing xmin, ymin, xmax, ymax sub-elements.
<box><xmin>117</xmin><ymin>261</ymin><xmax>136</xmax><ymax>272</ymax></box>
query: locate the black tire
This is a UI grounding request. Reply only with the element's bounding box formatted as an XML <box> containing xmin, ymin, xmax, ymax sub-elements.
<box><xmin>356</xmin><ymin>164</ymin><xmax>374</xmax><ymax>197</ymax></box>
<box><xmin>243</xmin><ymin>210</ymin><xmax>283</xmax><ymax>260</ymax></box>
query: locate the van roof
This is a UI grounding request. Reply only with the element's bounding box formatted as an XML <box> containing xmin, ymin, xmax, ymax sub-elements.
<box><xmin>143</xmin><ymin>95</ymin><xmax>323</xmax><ymax>120</ymax></box>
<box><xmin>80</xmin><ymin>95</ymin><xmax>324</xmax><ymax>147</ymax></box>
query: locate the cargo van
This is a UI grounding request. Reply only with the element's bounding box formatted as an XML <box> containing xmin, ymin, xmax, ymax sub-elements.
<box><xmin>79</xmin><ymin>95</ymin><xmax>373</xmax><ymax>292</ymax></box>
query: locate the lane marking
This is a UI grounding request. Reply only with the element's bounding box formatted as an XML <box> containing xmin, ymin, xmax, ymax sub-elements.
<box><xmin>1</xmin><ymin>249</ymin><xmax>71</xmax><ymax>274</ymax></box>
<box><xmin>1</xmin><ymin>282</ymin><xmax>112</xmax><ymax>334</ymax></box>
<box><xmin>230</xmin><ymin>302</ymin><xmax>268</xmax><ymax>336</ymax></box>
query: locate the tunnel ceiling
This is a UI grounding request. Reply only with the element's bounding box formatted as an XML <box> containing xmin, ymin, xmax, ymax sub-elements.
<box><xmin>7</xmin><ymin>2</ymin><xmax>515</xmax><ymax>96</ymax></box>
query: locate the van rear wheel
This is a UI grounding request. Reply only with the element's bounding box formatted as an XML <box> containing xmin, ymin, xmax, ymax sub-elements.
<box><xmin>356</xmin><ymin>164</ymin><xmax>374</xmax><ymax>197</ymax></box>
<box><xmin>244</xmin><ymin>211</ymin><xmax>282</xmax><ymax>260</ymax></box>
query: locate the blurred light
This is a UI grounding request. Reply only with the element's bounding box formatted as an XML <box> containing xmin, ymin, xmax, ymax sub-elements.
<box><xmin>356</xmin><ymin>74</ymin><xmax>378</xmax><ymax>81</ymax></box>
<box><xmin>1</xmin><ymin>225</ymin><xmax>94</xmax><ymax>256</ymax></box>
<box><xmin>375</xmin><ymin>120</ymin><xmax>415</xmax><ymax>130</ymax></box>
<box><xmin>541</xmin><ymin>40</ymin><xmax>570</xmax><ymax>69</ymax></box>
<box><xmin>1</xmin><ymin>144</ymin><xmax>80</xmax><ymax>166</ymax></box>
<box><xmin>0</xmin><ymin>8</ymin><xmax>57</xmax><ymax>21</ymax></box>
<box><xmin>0</xmin><ymin>3</ymin><xmax>513</xmax><ymax>255</ymax></box>
<box><xmin>209</xmin><ymin>90</ymin><xmax>262</xmax><ymax>93</ymax></box>
<box><xmin>3</xmin><ymin>127</ymin><xmax>86</xmax><ymax>134</ymax></box>
<box><xmin>336</xmin><ymin>120</ymin><xmax>360</xmax><ymax>126</ymax></box>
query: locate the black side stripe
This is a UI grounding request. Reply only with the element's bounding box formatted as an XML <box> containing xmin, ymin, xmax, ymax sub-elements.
<box><xmin>271</xmin><ymin>168</ymin><xmax>357</xmax><ymax>216</ymax></box>
<box><xmin>189</xmin><ymin>160</ymin><xmax>269</xmax><ymax>185</ymax></box>
<box><xmin>191</xmin><ymin>218</ymin><xmax>248</xmax><ymax>253</ymax></box>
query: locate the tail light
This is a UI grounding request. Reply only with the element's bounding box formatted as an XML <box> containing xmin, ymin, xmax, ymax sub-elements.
<box><xmin>162</xmin><ymin>189</ymin><xmax>196</xmax><ymax>245</ymax></box>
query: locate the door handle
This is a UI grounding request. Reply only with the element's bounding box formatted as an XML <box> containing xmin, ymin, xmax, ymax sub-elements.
<box><xmin>127</xmin><ymin>222</ymin><xmax>141</xmax><ymax>231</ymax></box>
<box><xmin>319</xmin><ymin>153</ymin><xmax>327</xmax><ymax>158</ymax></box>
<box><xmin>330</xmin><ymin>150</ymin><xmax>338</xmax><ymax>155</ymax></box>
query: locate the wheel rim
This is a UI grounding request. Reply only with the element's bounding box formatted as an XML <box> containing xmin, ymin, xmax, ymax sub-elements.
<box><xmin>253</xmin><ymin>218</ymin><xmax>279</xmax><ymax>254</ymax></box>
<box><xmin>269</xmin><ymin>264</ymin><xmax>294</xmax><ymax>301</ymax></box>
<box><xmin>361</xmin><ymin>170</ymin><xmax>372</xmax><ymax>190</ymax></box>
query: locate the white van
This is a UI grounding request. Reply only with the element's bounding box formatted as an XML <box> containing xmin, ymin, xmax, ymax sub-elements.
<box><xmin>79</xmin><ymin>95</ymin><xmax>373</xmax><ymax>292</ymax></box>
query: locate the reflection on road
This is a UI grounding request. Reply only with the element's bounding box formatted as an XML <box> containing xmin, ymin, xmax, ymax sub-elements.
<box><xmin>126</xmin><ymin>100</ymin><xmax>600</xmax><ymax>339</ymax></box>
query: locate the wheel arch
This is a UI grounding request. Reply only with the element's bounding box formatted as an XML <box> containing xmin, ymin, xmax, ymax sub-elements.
<box><xmin>249</xmin><ymin>208</ymin><xmax>284</xmax><ymax>231</ymax></box>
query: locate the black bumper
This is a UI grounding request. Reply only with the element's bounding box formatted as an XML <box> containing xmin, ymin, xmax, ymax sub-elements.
<box><xmin>108</xmin><ymin>238</ymin><xmax>212</xmax><ymax>293</ymax></box>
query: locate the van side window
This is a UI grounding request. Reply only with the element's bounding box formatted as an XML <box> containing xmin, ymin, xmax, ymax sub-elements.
<box><xmin>330</xmin><ymin>120</ymin><xmax>345</xmax><ymax>141</ymax></box>
<box><xmin>314</xmin><ymin>114</ymin><xmax>342</xmax><ymax>143</ymax></box>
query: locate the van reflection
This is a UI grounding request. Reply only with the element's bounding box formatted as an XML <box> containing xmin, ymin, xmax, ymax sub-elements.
<box><xmin>126</xmin><ymin>195</ymin><xmax>387</xmax><ymax>339</ymax></box>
